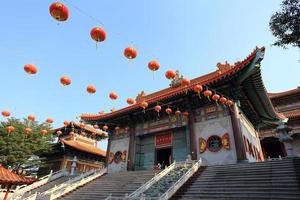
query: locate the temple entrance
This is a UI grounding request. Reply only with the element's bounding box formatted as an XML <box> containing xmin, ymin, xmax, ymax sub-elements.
<box><xmin>156</xmin><ymin>147</ymin><xmax>172</xmax><ymax>169</ymax></box>
<box><xmin>261</xmin><ymin>137</ymin><xmax>286</xmax><ymax>158</ymax></box>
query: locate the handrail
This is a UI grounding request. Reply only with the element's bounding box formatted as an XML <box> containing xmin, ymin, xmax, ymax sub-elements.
<box><xmin>128</xmin><ymin>161</ymin><xmax>177</xmax><ymax>198</ymax></box>
<box><xmin>11</xmin><ymin>169</ymin><xmax>67</xmax><ymax>199</ymax></box>
<box><xmin>40</xmin><ymin>168</ymin><xmax>107</xmax><ymax>200</ymax></box>
<box><xmin>159</xmin><ymin>158</ymin><xmax>202</xmax><ymax>200</ymax></box>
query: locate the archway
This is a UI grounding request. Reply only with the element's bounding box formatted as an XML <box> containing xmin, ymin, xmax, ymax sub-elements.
<box><xmin>261</xmin><ymin>137</ymin><xmax>286</xmax><ymax>158</ymax></box>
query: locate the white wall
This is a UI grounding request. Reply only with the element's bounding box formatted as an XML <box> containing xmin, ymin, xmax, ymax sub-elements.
<box><xmin>108</xmin><ymin>136</ymin><xmax>129</xmax><ymax>173</ymax></box>
<box><xmin>195</xmin><ymin>114</ymin><xmax>237</xmax><ymax>166</ymax></box>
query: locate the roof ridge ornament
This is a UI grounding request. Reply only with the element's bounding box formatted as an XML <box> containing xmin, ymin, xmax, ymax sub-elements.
<box><xmin>216</xmin><ymin>61</ymin><xmax>234</xmax><ymax>74</ymax></box>
<box><xmin>170</xmin><ymin>70</ymin><xmax>183</xmax><ymax>88</ymax></box>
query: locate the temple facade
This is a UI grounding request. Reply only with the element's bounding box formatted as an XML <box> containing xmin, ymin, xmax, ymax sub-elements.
<box><xmin>260</xmin><ymin>87</ymin><xmax>300</xmax><ymax>158</ymax></box>
<box><xmin>39</xmin><ymin>122</ymin><xmax>107</xmax><ymax>175</ymax></box>
<box><xmin>81</xmin><ymin>47</ymin><xmax>286</xmax><ymax>173</ymax></box>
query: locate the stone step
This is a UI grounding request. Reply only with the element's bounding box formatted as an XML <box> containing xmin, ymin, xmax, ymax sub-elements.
<box><xmin>174</xmin><ymin>194</ymin><xmax>300</xmax><ymax>200</ymax></box>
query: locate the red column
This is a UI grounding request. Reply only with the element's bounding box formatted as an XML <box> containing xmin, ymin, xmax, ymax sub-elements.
<box><xmin>188</xmin><ymin>111</ymin><xmax>198</xmax><ymax>160</ymax></box>
<box><xmin>3</xmin><ymin>184</ymin><xmax>11</xmax><ymax>200</ymax></box>
<box><xmin>230</xmin><ymin>104</ymin><xmax>247</xmax><ymax>161</ymax></box>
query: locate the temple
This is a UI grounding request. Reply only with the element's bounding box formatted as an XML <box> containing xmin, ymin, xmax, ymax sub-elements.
<box><xmin>39</xmin><ymin>122</ymin><xmax>107</xmax><ymax>175</ymax></box>
<box><xmin>260</xmin><ymin>87</ymin><xmax>300</xmax><ymax>158</ymax></box>
<box><xmin>81</xmin><ymin>47</ymin><xmax>286</xmax><ymax>173</ymax></box>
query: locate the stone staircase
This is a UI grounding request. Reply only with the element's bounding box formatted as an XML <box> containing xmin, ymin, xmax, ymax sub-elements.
<box><xmin>20</xmin><ymin>176</ymin><xmax>70</xmax><ymax>199</ymax></box>
<box><xmin>171</xmin><ymin>157</ymin><xmax>300</xmax><ymax>200</ymax></box>
<box><xmin>60</xmin><ymin>170</ymin><xmax>155</xmax><ymax>200</ymax></box>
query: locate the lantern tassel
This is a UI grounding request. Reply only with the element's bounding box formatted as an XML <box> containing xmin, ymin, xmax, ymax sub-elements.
<box><xmin>152</xmin><ymin>71</ymin><xmax>155</xmax><ymax>80</ymax></box>
<box><xmin>198</xmin><ymin>92</ymin><xmax>201</xmax><ymax>99</ymax></box>
<box><xmin>96</xmin><ymin>42</ymin><xmax>98</xmax><ymax>50</ymax></box>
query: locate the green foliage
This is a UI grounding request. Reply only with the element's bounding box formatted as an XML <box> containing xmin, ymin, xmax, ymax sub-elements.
<box><xmin>269</xmin><ymin>0</ymin><xmax>300</xmax><ymax>48</ymax></box>
<box><xmin>0</xmin><ymin>118</ymin><xmax>53</xmax><ymax>173</ymax></box>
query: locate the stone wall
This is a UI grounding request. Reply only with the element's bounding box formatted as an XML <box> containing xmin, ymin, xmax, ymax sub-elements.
<box><xmin>108</xmin><ymin>136</ymin><xmax>129</xmax><ymax>173</ymax></box>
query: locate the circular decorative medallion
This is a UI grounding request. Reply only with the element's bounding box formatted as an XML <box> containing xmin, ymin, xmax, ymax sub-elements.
<box><xmin>207</xmin><ymin>135</ymin><xmax>222</xmax><ymax>152</ymax></box>
<box><xmin>114</xmin><ymin>151</ymin><xmax>123</xmax><ymax>164</ymax></box>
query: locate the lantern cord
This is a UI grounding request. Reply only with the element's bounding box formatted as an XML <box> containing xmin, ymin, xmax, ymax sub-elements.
<box><xmin>62</xmin><ymin>0</ymin><xmax>104</xmax><ymax>26</ymax></box>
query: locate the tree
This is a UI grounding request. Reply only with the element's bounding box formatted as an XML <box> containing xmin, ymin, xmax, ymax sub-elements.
<box><xmin>0</xmin><ymin>118</ymin><xmax>53</xmax><ymax>175</ymax></box>
<box><xmin>269</xmin><ymin>0</ymin><xmax>300</xmax><ymax>48</ymax></box>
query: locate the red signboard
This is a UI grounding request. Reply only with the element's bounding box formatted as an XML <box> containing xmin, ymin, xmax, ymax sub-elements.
<box><xmin>155</xmin><ymin>133</ymin><xmax>172</xmax><ymax>147</ymax></box>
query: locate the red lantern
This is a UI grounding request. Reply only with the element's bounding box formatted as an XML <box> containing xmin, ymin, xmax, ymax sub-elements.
<box><xmin>220</xmin><ymin>97</ymin><xmax>227</xmax><ymax>104</ymax></box>
<box><xmin>140</xmin><ymin>101</ymin><xmax>148</xmax><ymax>113</ymax></box>
<box><xmin>24</xmin><ymin>64</ymin><xmax>37</xmax><ymax>74</ymax></box>
<box><xmin>56</xmin><ymin>130</ymin><xmax>62</xmax><ymax>136</ymax></box>
<box><xmin>25</xmin><ymin>127</ymin><xmax>32</xmax><ymax>134</ymax></box>
<box><xmin>60</xmin><ymin>76</ymin><xmax>71</xmax><ymax>86</ymax></box>
<box><xmin>182</xmin><ymin>111</ymin><xmax>189</xmax><ymax>118</ymax></box>
<box><xmin>41</xmin><ymin>130</ymin><xmax>48</xmax><ymax>136</ymax></box>
<box><xmin>28</xmin><ymin>115</ymin><xmax>36</xmax><ymax>121</ymax></box>
<box><xmin>165</xmin><ymin>70</ymin><xmax>176</xmax><ymax>80</ymax></box>
<box><xmin>126</xmin><ymin>98</ymin><xmax>135</xmax><ymax>105</ymax></box>
<box><xmin>49</xmin><ymin>2</ymin><xmax>69</xmax><ymax>22</ymax></box>
<box><xmin>64</xmin><ymin>121</ymin><xmax>70</xmax><ymax>126</ymax></box>
<box><xmin>109</xmin><ymin>92</ymin><xmax>118</xmax><ymax>100</ymax></box>
<box><xmin>165</xmin><ymin>108</ymin><xmax>172</xmax><ymax>115</ymax></box>
<box><xmin>212</xmin><ymin>94</ymin><xmax>220</xmax><ymax>103</ymax></box>
<box><xmin>125</xmin><ymin>127</ymin><xmax>130</xmax><ymax>133</ymax></box>
<box><xmin>46</xmin><ymin>118</ymin><xmax>54</xmax><ymax>124</ymax></box>
<box><xmin>6</xmin><ymin>126</ymin><xmax>14</xmax><ymax>133</ymax></box>
<box><xmin>90</xmin><ymin>27</ymin><xmax>106</xmax><ymax>45</ymax></box>
<box><xmin>1</xmin><ymin>111</ymin><xmax>11</xmax><ymax>117</ymax></box>
<box><xmin>193</xmin><ymin>84</ymin><xmax>203</xmax><ymax>98</ymax></box>
<box><xmin>226</xmin><ymin>100</ymin><xmax>234</xmax><ymax>107</ymax></box>
<box><xmin>103</xmin><ymin>125</ymin><xmax>108</xmax><ymax>131</ymax></box>
<box><xmin>115</xmin><ymin>126</ymin><xmax>120</xmax><ymax>131</ymax></box>
<box><xmin>87</xmin><ymin>85</ymin><xmax>96</xmax><ymax>94</ymax></box>
<box><xmin>148</xmin><ymin>60</ymin><xmax>160</xmax><ymax>79</ymax></box>
<box><xmin>124</xmin><ymin>47</ymin><xmax>137</xmax><ymax>59</ymax></box>
<box><xmin>93</xmin><ymin>124</ymin><xmax>99</xmax><ymax>129</ymax></box>
<box><xmin>203</xmin><ymin>90</ymin><xmax>212</xmax><ymax>100</ymax></box>
<box><xmin>154</xmin><ymin>105</ymin><xmax>162</xmax><ymax>112</ymax></box>
<box><xmin>175</xmin><ymin>110</ymin><xmax>181</xmax><ymax>116</ymax></box>
<box><xmin>181</xmin><ymin>78</ymin><xmax>190</xmax><ymax>87</ymax></box>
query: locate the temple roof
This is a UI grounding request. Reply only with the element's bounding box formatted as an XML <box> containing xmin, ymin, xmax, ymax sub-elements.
<box><xmin>81</xmin><ymin>47</ymin><xmax>285</xmax><ymax>127</ymax></box>
<box><xmin>0</xmin><ymin>165</ymin><xmax>36</xmax><ymax>185</ymax></box>
<box><xmin>269</xmin><ymin>87</ymin><xmax>300</xmax><ymax>99</ymax></box>
<box><xmin>61</xmin><ymin>139</ymin><xmax>106</xmax><ymax>157</ymax></box>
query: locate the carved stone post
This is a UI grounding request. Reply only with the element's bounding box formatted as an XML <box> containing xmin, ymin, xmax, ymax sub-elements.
<box><xmin>276</xmin><ymin>123</ymin><xmax>293</xmax><ymax>157</ymax></box>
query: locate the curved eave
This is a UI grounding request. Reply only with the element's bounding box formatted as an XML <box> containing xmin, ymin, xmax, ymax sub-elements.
<box><xmin>82</xmin><ymin>47</ymin><xmax>263</xmax><ymax>122</ymax></box>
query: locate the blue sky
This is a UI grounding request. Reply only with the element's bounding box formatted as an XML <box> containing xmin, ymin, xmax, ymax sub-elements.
<box><xmin>0</xmin><ymin>0</ymin><xmax>299</xmax><ymax>150</ymax></box>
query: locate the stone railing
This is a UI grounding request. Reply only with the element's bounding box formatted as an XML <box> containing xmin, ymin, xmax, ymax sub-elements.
<box><xmin>9</xmin><ymin>169</ymin><xmax>67</xmax><ymax>200</ymax></box>
<box><xmin>36</xmin><ymin>168</ymin><xmax>107</xmax><ymax>200</ymax></box>
<box><xmin>159</xmin><ymin>158</ymin><xmax>202</xmax><ymax>200</ymax></box>
<box><xmin>124</xmin><ymin>162</ymin><xmax>176</xmax><ymax>199</ymax></box>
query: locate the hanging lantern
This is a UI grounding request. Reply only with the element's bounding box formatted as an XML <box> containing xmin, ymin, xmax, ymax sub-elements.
<box><xmin>154</xmin><ymin>105</ymin><xmax>162</xmax><ymax>116</ymax></box>
<box><xmin>165</xmin><ymin>108</ymin><xmax>172</xmax><ymax>115</ymax></box>
<box><xmin>126</xmin><ymin>98</ymin><xmax>135</xmax><ymax>105</ymax></box>
<box><xmin>226</xmin><ymin>100</ymin><xmax>234</xmax><ymax>107</ymax></box>
<box><xmin>60</xmin><ymin>76</ymin><xmax>71</xmax><ymax>86</ymax></box>
<box><xmin>193</xmin><ymin>84</ymin><xmax>203</xmax><ymax>98</ymax></box>
<box><xmin>63</xmin><ymin>121</ymin><xmax>70</xmax><ymax>126</ymax></box>
<box><xmin>6</xmin><ymin>126</ymin><xmax>15</xmax><ymax>134</ymax></box>
<box><xmin>165</xmin><ymin>70</ymin><xmax>176</xmax><ymax>80</ymax></box>
<box><xmin>28</xmin><ymin>115</ymin><xmax>36</xmax><ymax>121</ymax></box>
<box><xmin>212</xmin><ymin>94</ymin><xmax>220</xmax><ymax>104</ymax></box>
<box><xmin>115</xmin><ymin>126</ymin><xmax>120</xmax><ymax>132</ymax></box>
<box><xmin>140</xmin><ymin>101</ymin><xmax>148</xmax><ymax>113</ymax></box>
<box><xmin>124</xmin><ymin>47</ymin><xmax>137</xmax><ymax>59</ymax></box>
<box><xmin>49</xmin><ymin>2</ymin><xmax>69</xmax><ymax>22</ymax></box>
<box><xmin>103</xmin><ymin>125</ymin><xmax>108</xmax><ymax>131</ymax></box>
<box><xmin>175</xmin><ymin>110</ymin><xmax>181</xmax><ymax>116</ymax></box>
<box><xmin>79</xmin><ymin>122</ymin><xmax>85</xmax><ymax>128</ymax></box>
<box><xmin>125</xmin><ymin>127</ymin><xmax>130</xmax><ymax>133</ymax></box>
<box><xmin>41</xmin><ymin>129</ymin><xmax>48</xmax><ymax>136</ymax></box>
<box><xmin>181</xmin><ymin>78</ymin><xmax>190</xmax><ymax>93</ymax></box>
<box><xmin>93</xmin><ymin>124</ymin><xmax>99</xmax><ymax>129</ymax></box>
<box><xmin>148</xmin><ymin>60</ymin><xmax>160</xmax><ymax>79</ymax></box>
<box><xmin>220</xmin><ymin>97</ymin><xmax>227</xmax><ymax>104</ymax></box>
<box><xmin>109</xmin><ymin>92</ymin><xmax>118</xmax><ymax>100</ymax></box>
<box><xmin>24</xmin><ymin>64</ymin><xmax>37</xmax><ymax>75</ymax></box>
<box><xmin>182</xmin><ymin>111</ymin><xmax>189</xmax><ymax>118</ymax></box>
<box><xmin>56</xmin><ymin>130</ymin><xmax>62</xmax><ymax>136</ymax></box>
<box><xmin>90</xmin><ymin>27</ymin><xmax>106</xmax><ymax>48</ymax></box>
<box><xmin>203</xmin><ymin>90</ymin><xmax>212</xmax><ymax>100</ymax></box>
<box><xmin>46</xmin><ymin>118</ymin><xmax>54</xmax><ymax>124</ymax></box>
<box><xmin>25</xmin><ymin>127</ymin><xmax>32</xmax><ymax>134</ymax></box>
<box><xmin>1</xmin><ymin>111</ymin><xmax>11</xmax><ymax>117</ymax></box>
<box><xmin>87</xmin><ymin>85</ymin><xmax>97</xmax><ymax>94</ymax></box>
